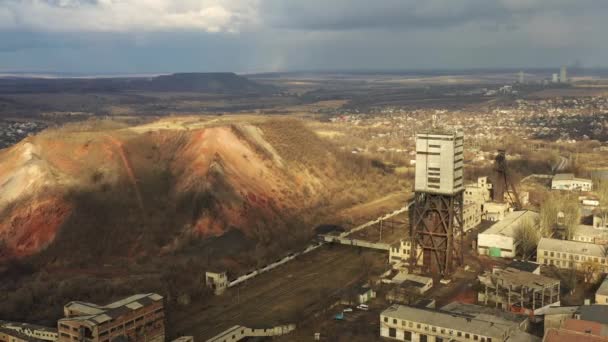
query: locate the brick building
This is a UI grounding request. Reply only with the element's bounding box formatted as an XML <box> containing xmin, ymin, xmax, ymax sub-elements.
<box><xmin>57</xmin><ymin>293</ymin><xmax>165</xmax><ymax>342</ymax></box>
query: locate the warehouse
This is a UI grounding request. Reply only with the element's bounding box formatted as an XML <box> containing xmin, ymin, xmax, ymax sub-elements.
<box><xmin>551</xmin><ymin>173</ymin><xmax>593</xmax><ymax>192</ymax></box>
<box><xmin>477</xmin><ymin>210</ymin><xmax>539</xmax><ymax>258</ymax></box>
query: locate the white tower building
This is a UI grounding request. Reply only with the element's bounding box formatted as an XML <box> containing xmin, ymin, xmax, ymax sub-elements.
<box><xmin>414</xmin><ymin>130</ymin><xmax>464</xmax><ymax>195</ymax></box>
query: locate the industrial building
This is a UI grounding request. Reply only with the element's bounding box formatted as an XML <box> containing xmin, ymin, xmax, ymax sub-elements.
<box><xmin>464</xmin><ymin>177</ymin><xmax>492</xmax><ymax>207</ymax></box>
<box><xmin>389</xmin><ymin>239</ymin><xmax>423</xmax><ymax>271</ymax></box>
<box><xmin>414</xmin><ymin>130</ymin><xmax>464</xmax><ymax>194</ymax></box>
<box><xmin>477</xmin><ymin>210</ymin><xmax>539</xmax><ymax>258</ymax></box>
<box><xmin>596</xmin><ymin>276</ymin><xmax>608</xmax><ymax>305</ymax></box>
<box><xmin>0</xmin><ymin>322</ymin><xmax>57</xmax><ymax>342</ymax></box>
<box><xmin>572</xmin><ymin>225</ymin><xmax>608</xmax><ymax>244</ymax></box>
<box><xmin>463</xmin><ymin>203</ymin><xmax>482</xmax><ymax>232</ymax></box>
<box><xmin>537</xmin><ymin>238</ymin><xmax>608</xmax><ymax>273</ymax></box>
<box><xmin>410</xmin><ymin>130</ymin><xmax>464</xmax><ymax>276</ymax></box>
<box><xmin>478</xmin><ymin>267</ymin><xmax>560</xmax><ymax>315</ymax></box>
<box><xmin>58</xmin><ymin>293</ymin><xmax>165</xmax><ymax>342</ymax></box>
<box><xmin>380</xmin><ymin>303</ymin><xmax>538</xmax><ymax>342</ymax></box>
<box><xmin>0</xmin><ymin>328</ymin><xmax>44</xmax><ymax>342</ymax></box>
<box><xmin>551</xmin><ymin>174</ymin><xmax>593</xmax><ymax>192</ymax></box>
<box><xmin>484</xmin><ymin>202</ymin><xmax>510</xmax><ymax>222</ymax></box>
<box><xmin>205</xmin><ymin>271</ymin><xmax>229</xmax><ymax>295</ymax></box>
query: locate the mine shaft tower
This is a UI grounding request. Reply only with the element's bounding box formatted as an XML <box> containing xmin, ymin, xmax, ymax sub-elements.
<box><xmin>409</xmin><ymin>130</ymin><xmax>464</xmax><ymax>277</ymax></box>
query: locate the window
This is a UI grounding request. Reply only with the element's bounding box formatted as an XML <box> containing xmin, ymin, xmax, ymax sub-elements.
<box><xmin>417</xmin><ymin>324</ymin><xmax>421</xmax><ymax>329</ymax></box>
<box><xmin>465</xmin><ymin>333</ymin><xmax>470</xmax><ymax>339</ymax></box>
<box><xmin>544</xmin><ymin>251</ymin><xmax>548</xmax><ymax>256</ymax></box>
<box><xmin>474</xmin><ymin>335</ymin><xmax>479</xmax><ymax>340</ymax></box>
<box><xmin>431</xmin><ymin>326</ymin><xmax>437</xmax><ymax>332</ymax></box>
<box><xmin>458</xmin><ymin>332</ymin><xmax>462</xmax><ymax>337</ymax></box>
<box><xmin>550</xmin><ymin>252</ymin><xmax>554</xmax><ymax>257</ymax></box>
<box><xmin>393</xmin><ymin>319</ymin><xmax>397</xmax><ymax>324</ymax></box>
<box><xmin>384</xmin><ymin>317</ymin><xmax>388</xmax><ymax>323</ymax></box>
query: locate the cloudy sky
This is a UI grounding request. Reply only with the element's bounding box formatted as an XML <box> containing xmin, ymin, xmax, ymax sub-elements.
<box><xmin>1</xmin><ymin>0</ymin><xmax>607</xmax><ymax>74</ymax></box>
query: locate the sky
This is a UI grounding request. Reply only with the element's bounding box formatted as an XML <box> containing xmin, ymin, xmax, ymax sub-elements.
<box><xmin>1</xmin><ymin>0</ymin><xmax>608</xmax><ymax>74</ymax></box>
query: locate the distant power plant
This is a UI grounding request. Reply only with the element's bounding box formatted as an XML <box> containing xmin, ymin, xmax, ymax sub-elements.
<box><xmin>560</xmin><ymin>66</ymin><xmax>568</xmax><ymax>83</ymax></box>
<box><xmin>410</xmin><ymin>129</ymin><xmax>464</xmax><ymax>277</ymax></box>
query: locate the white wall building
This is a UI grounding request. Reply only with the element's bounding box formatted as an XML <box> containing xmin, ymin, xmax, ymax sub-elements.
<box><xmin>463</xmin><ymin>203</ymin><xmax>482</xmax><ymax>232</ymax></box>
<box><xmin>551</xmin><ymin>174</ymin><xmax>593</xmax><ymax>192</ymax></box>
<box><xmin>478</xmin><ymin>210</ymin><xmax>540</xmax><ymax>258</ymax></box>
<box><xmin>389</xmin><ymin>240</ymin><xmax>423</xmax><ymax>270</ymax></box>
<box><xmin>464</xmin><ymin>177</ymin><xmax>492</xmax><ymax>206</ymax></box>
<box><xmin>380</xmin><ymin>304</ymin><xmax>536</xmax><ymax>342</ymax></box>
<box><xmin>537</xmin><ymin>238</ymin><xmax>608</xmax><ymax>273</ymax></box>
<box><xmin>415</xmin><ymin>131</ymin><xmax>464</xmax><ymax>195</ymax></box>
<box><xmin>484</xmin><ymin>202</ymin><xmax>510</xmax><ymax>222</ymax></box>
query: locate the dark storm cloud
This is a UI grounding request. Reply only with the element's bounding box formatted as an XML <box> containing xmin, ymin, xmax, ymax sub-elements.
<box><xmin>1</xmin><ymin>0</ymin><xmax>608</xmax><ymax>72</ymax></box>
<box><xmin>260</xmin><ymin>0</ymin><xmax>608</xmax><ymax>31</ymax></box>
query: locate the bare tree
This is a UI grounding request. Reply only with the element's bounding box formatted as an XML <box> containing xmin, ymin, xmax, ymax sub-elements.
<box><xmin>513</xmin><ymin>216</ymin><xmax>541</xmax><ymax>260</ymax></box>
<box><xmin>540</xmin><ymin>193</ymin><xmax>580</xmax><ymax>240</ymax></box>
<box><xmin>596</xmin><ymin>179</ymin><xmax>608</xmax><ymax>228</ymax></box>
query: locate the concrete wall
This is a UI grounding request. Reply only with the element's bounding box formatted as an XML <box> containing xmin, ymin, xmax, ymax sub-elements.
<box><xmin>478</xmin><ymin>233</ymin><xmax>515</xmax><ymax>258</ymax></box>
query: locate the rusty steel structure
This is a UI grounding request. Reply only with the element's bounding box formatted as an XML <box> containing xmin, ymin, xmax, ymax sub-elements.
<box><xmin>409</xmin><ymin>191</ymin><xmax>464</xmax><ymax>276</ymax></box>
<box><xmin>409</xmin><ymin>130</ymin><xmax>465</xmax><ymax>277</ymax></box>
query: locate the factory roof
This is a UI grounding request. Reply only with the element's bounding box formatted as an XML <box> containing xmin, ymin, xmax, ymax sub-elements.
<box><xmin>544</xmin><ymin>306</ymin><xmax>580</xmax><ymax>316</ymax></box>
<box><xmin>544</xmin><ymin>328</ymin><xmax>608</xmax><ymax>342</ymax></box>
<box><xmin>578</xmin><ymin>305</ymin><xmax>608</xmax><ymax>325</ymax></box>
<box><xmin>60</xmin><ymin>293</ymin><xmax>163</xmax><ymax>326</ymax></box>
<box><xmin>574</xmin><ymin>225</ymin><xmax>608</xmax><ymax>239</ymax></box>
<box><xmin>416</xmin><ymin>129</ymin><xmax>463</xmax><ymax>138</ymax></box>
<box><xmin>481</xmin><ymin>210</ymin><xmax>539</xmax><ymax>238</ymax></box>
<box><xmin>553</xmin><ymin>173</ymin><xmax>592</xmax><ymax>183</ymax></box>
<box><xmin>538</xmin><ymin>238</ymin><xmax>606</xmax><ymax>257</ymax></box>
<box><xmin>381</xmin><ymin>304</ymin><xmax>513</xmax><ymax>339</ymax></box>
<box><xmin>508</xmin><ymin>260</ymin><xmax>541</xmax><ymax>273</ymax></box>
<box><xmin>479</xmin><ymin>267</ymin><xmax>559</xmax><ymax>291</ymax></box>
<box><xmin>562</xmin><ymin>319</ymin><xmax>608</xmax><ymax>336</ymax></box>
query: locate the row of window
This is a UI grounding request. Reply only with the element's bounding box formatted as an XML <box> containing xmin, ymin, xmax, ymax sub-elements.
<box><xmin>382</xmin><ymin>317</ymin><xmax>493</xmax><ymax>342</ymax></box>
<box><xmin>542</xmin><ymin>250</ymin><xmax>606</xmax><ymax>264</ymax></box>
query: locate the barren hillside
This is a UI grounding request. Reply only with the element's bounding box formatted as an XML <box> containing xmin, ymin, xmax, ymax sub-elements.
<box><xmin>0</xmin><ymin>116</ymin><xmax>403</xmax><ymax>264</ymax></box>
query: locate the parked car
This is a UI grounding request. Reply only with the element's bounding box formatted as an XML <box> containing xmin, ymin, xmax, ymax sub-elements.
<box><xmin>356</xmin><ymin>304</ymin><xmax>369</xmax><ymax>311</ymax></box>
<box><xmin>343</xmin><ymin>307</ymin><xmax>353</xmax><ymax>312</ymax></box>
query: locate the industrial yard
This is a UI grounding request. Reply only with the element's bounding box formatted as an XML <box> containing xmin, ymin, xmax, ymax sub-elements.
<box><xmin>169</xmin><ymin>245</ymin><xmax>387</xmax><ymax>340</ymax></box>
